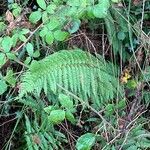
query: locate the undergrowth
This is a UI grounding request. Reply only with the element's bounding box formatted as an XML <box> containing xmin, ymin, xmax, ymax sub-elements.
<box><xmin>0</xmin><ymin>0</ymin><xmax>150</xmax><ymax>150</ymax></box>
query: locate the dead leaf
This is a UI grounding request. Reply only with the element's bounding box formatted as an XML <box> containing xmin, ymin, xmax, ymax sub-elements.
<box><xmin>6</xmin><ymin>10</ymin><xmax>14</xmax><ymax>23</ymax></box>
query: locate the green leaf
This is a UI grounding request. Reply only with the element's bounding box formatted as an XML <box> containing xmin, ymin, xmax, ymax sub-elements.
<box><xmin>59</xmin><ymin>94</ymin><xmax>73</xmax><ymax>109</ymax></box>
<box><xmin>105</xmin><ymin>104</ymin><xmax>115</xmax><ymax>116</ymax></box>
<box><xmin>65</xmin><ymin>111</ymin><xmax>76</xmax><ymax>124</ymax></box>
<box><xmin>0</xmin><ymin>80</ymin><xmax>7</xmax><ymax>95</ymax></box>
<box><xmin>93</xmin><ymin>0</ymin><xmax>110</xmax><ymax>18</ymax></box>
<box><xmin>0</xmin><ymin>53</ymin><xmax>6</xmax><ymax>67</ymax></box>
<box><xmin>68</xmin><ymin>19</ymin><xmax>81</xmax><ymax>34</ymax></box>
<box><xmin>24</xmin><ymin>57</ymin><xmax>32</xmax><ymax>65</ymax></box>
<box><xmin>21</xmin><ymin>28</ymin><xmax>30</xmax><ymax>35</ymax></box>
<box><xmin>44</xmin><ymin>106</ymin><xmax>53</xmax><ymax>114</ymax></box>
<box><xmin>46</xmin><ymin>4</ymin><xmax>57</xmax><ymax>14</ymax></box>
<box><xmin>0</xmin><ymin>22</ymin><xmax>6</xmax><ymax>32</ymax></box>
<box><xmin>29</xmin><ymin>11</ymin><xmax>42</xmax><ymax>24</ymax></box>
<box><xmin>47</xmin><ymin>17</ymin><xmax>60</xmax><ymax>30</ymax></box>
<box><xmin>6</xmin><ymin>52</ymin><xmax>17</xmax><ymax>60</ymax></box>
<box><xmin>13</xmin><ymin>7</ymin><xmax>21</xmax><ymax>17</ymax></box>
<box><xmin>48</xmin><ymin>109</ymin><xmax>65</xmax><ymax>124</ymax></box>
<box><xmin>2</xmin><ymin>36</ymin><xmax>13</xmax><ymax>52</ymax></box>
<box><xmin>54</xmin><ymin>30</ymin><xmax>69</xmax><ymax>41</ymax></box>
<box><xmin>39</xmin><ymin>27</ymin><xmax>48</xmax><ymax>37</ymax></box>
<box><xmin>45</xmin><ymin>32</ymin><xmax>54</xmax><ymax>45</ymax></box>
<box><xmin>42</xmin><ymin>11</ymin><xmax>48</xmax><ymax>23</ymax></box>
<box><xmin>76</xmin><ymin>133</ymin><xmax>96</xmax><ymax>150</ymax></box>
<box><xmin>19</xmin><ymin>34</ymin><xmax>27</xmax><ymax>42</ymax></box>
<box><xmin>12</xmin><ymin>34</ymin><xmax>19</xmax><ymax>47</ymax></box>
<box><xmin>26</xmin><ymin>43</ymin><xmax>34</xmax><ymax>56</ymax></box>
<box><xmin>5</xmin><ymin>70</ymin><xmax>16</xmax><ymax>86</ymax></box>
<box><xmin>116</xmin><ymin>99</ymin><xmax>126</xmax><ymax>109</ymax></box>
<box><xmin>117</xmin><ymin>31</ymin><xmax>126</xmax><ymax>40</ymax></box>
<box><xmin>33</xmin><ymin>50</ymin><xmax>40</xmax><ymax>58</ymax></box>
<box><xmin>36</xmin><ymin>0</ymin><xmax>46</xmax><ymax>10</ymax></box>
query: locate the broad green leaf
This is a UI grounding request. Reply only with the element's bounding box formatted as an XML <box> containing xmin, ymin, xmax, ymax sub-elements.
<box><xmin>5</xmin><ymin>70</ymin><xmax>16</xmax><ymax>86</ymax></box>
<box><xmin>48</xmin><ymin>110</ymin><xmax>65</xmax><ymax>124</ymax></box>
<box><xmin>65</xmin><ymin>111</ymin><xmax>76</xmax><ymax>124</ymax></box>
<box><xmin>12</xmin><ymin>7</ymin><xmax>21</xmax><ymax>17</ymax></box>
<box><xmin>0</xmin><ymin>53</ymin><xmax>6</xmax><ymax>67</ymax></box>
<box><xmin>42</xmin><ymin>11</ymin><xmax>48</xmax><ymax>23</ymax></box>
<box><xmin>26</xmin><ymin>43</ymin><xmax>34</xmax><ymax>56</ymax></box>
<box><xmin>6</xmin><ymin>52</ymin><xmax>17</xmax><ymax>60</ymax></box>
<box><xmin>19</xmin><ymin>34</ymin><xmax>27</xmax><ymax>42</ymax></box>
<box><xmin>36</xmin><ymin>0</ymin><xmax>46</xmax><ymax>10</ymax></box>
<box><xmin>54</xmin><ymin>30</ymin><xmax>69</xmax><ymax>41</ymax></box>
<box><xmin>59</xmin><ymin>94</ymin><xmax>73</xmax><ymax>109</ymax></box>
<box><xmin>45</xmin><ymin>33</ymin><xmax>54</xmax><ymax>45</ymax></box>
<box><xmin>21</xmin><ymin>28</ymin><xmax>30</xmax><ymax>35</ymax></box>
<box><xmin>44</xmin><ymin>105</ymin><xmax>53</xmax><ymax>114</ymax></box>
<box><xmin>46</xmin><ymin>4</ymin><xmax>57</xmax><ymax>14</ymax></box>
<box><xmin>12</xmin><ymin>34</ymin><xmax>19</xmax><ymax>47</ymax></box>
<box><xmin>0</xmin><ymin>80</ymin><xmax>7</xmax><ymax>95</ymax></box>
<box><xmin>68</xmin><ymin>19</ymin><xmax>81</xmax><ymax>34</ymax></box>
<box><xmin>39</xmin><ymin>27</ymin><xmax>48</xmax><ymax>37</ymax></box>
<box><xmin>33</xmin><ymin>50</ymin><xmax>40</xmax><ymax>58</ymax></box>
<box><xmin>76</xmin><ymin>133</ymin><xmax>96</xmax><ymax>150</ymax></box>
<box><xmin>47</xmin><ymin>18</ymin><xmax>60</xmax><ymax>30</ymax></box>
<box><xmin>117</xmin><ymin>31</ymin><xmax>126</xmax><ymax>40</ymax></box>
<box><xmin>2</xmin><ymin>36</ymin><xmax>13</xmax><ymax>52</ymax></box>
<box><xmin>29</xmin><ymin>11</ymin><xmax>42</xmax><ymax>24</ymax></box>
<box><xmin>0</xmin><ymin>22</ymin><xmax>6</xmax><ymax>32</ymax></box>
<box><xmin>24</xmin><ymin>57</ymin><xmax>31</xmax><ymax>65</ymax></box>
<box><xmin>93</xmin><ymin>0</ymin><xmax>110</xmax><ymax>18</ymax></box>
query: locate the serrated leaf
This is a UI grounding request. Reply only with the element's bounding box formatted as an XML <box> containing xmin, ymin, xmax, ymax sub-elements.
<box><xmin>29</xmin><ymin>11</ymin><xmax>42</xmax><ymax>24</ymax></box>
<box><xmin>36</xmin><ymin>0</ymin><xmax>46</xmax><ymax>10</ymax></box>
<box><xmin>76</xmin><ymin>133</ymin><xmax>96</xmax><ymax>150</ymax></box>
<box><xmin>48</xmin><ymin>110</ymin><xmax>65</xmax><ymax>124</ymax></box>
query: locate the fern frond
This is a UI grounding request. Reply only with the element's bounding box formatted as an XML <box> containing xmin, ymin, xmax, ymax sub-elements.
<box><xmin>20</xmin><ymin>49</ymin><xmax>119</xmax><ymax>106</ymax></box>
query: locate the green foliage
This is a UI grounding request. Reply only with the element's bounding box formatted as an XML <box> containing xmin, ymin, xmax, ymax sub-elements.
<box><xmin>0</xmin><ymin>79</ymin><xmax>7</xmax><ymax>95</ymax></box>
<box><xmin>0</xmin><ymin>0</ymin><xmax>150</xmax><ymax>149</ymax></box>
<box><xmin>76</xmin><ymin>133</ymin><xmax>96</xmax><ymax>150</ymax></box>
<box><xmin>48</xmin><ymin>109</ymin><xmax>66</xmax><ymax>124</ymax></box>
<box><xmin>20</xmin><ymin>49</ymin><xmax>119</xmax><ymax>107</ymax></box>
